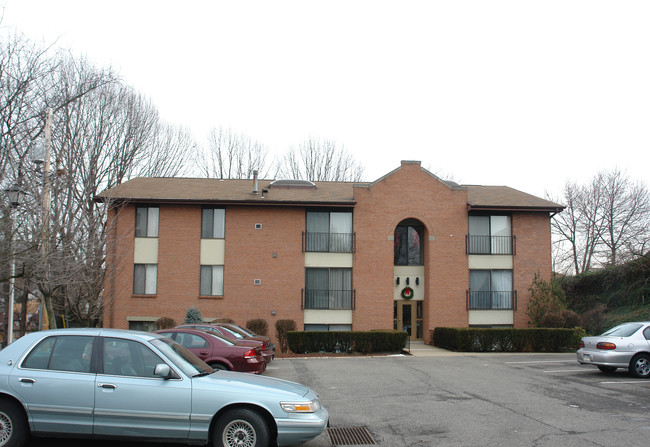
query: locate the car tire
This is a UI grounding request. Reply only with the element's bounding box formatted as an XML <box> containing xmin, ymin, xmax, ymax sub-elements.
<box><xmin>214</xmin><ymin>408</ymin><xmax>270</xmax><ymax>447</ymax></box>
<box><xmin>629</xmin><ymin>353</ymin><xmax>650</xmax><ymax>378</ymax></box>
<box><xmin>0</xmin><ymin>399</ymin><xmax>28</xmax><ymax>447</ymax></box>
<box><xmin>597</xmin><ymin>365</ymin><xmax>617</xmax><ymax>373</ymax></box>
<box><xmin>209</xmin><ymin>362</ymin><xmax>229</xmax><ymax>371</ymax></box>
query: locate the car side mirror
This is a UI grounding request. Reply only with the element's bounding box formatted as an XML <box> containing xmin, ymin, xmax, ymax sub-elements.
<box><xmin>154</xmin><ymin>363</ymin><xmax>172</xmax><ymax>378</ymax></box>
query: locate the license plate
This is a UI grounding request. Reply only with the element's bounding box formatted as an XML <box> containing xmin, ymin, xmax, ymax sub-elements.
<box><xmin>582</xmin><ymin>354</ymin><xmax>591</xmax><ymax>362</ymax></box>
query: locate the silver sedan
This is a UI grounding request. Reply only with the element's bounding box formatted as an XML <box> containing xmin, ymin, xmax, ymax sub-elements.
<box><xmin>0</xmin><ymin>328</ymin><xmax>328</xmax><ymax>447</ymax></box>
<box><xmin>577</xmin><ymin>321</ymin><xmax>650</xmax><ymax>378</ymax></box>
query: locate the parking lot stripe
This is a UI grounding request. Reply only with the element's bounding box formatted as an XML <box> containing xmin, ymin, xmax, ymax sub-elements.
<box><xmin>505</xmin><ymin>360</ymin><xmax>575</xmax><ymax>364</ymax></box>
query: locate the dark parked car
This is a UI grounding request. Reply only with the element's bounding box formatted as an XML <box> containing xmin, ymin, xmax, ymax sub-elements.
<box><xmin>577</xmin><ymin>321</ymin><xmax>650</xmax><ymax>378</ymax></box>
<box><xmin>179</xmin><ymin>323</ymin><xmax>275</xmax><ymax>362</ymax></box>
<box><xmin>0</xmin><ymin>328</ymin><xmax>328</xmax><ymax>447</ymax></box>
<box><xmin>157</xmin><ymin>328</ymin><xmax>266</xmax><ymax>374</ymax></box>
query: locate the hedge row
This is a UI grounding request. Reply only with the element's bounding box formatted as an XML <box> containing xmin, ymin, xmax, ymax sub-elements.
<box><xmin>286</xmin><ymin>330</ymin><xmax>408</xmax><ymax>354</ymax></box>
<box><xmin>433</xmin><ymin>327</ymin><xmax>584</xmax><ymax>352</ymax></box>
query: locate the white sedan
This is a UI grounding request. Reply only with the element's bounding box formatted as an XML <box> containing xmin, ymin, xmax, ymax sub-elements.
<box><xmin>577</xmin><ymin>322</ymin><xmax>650</xmax><ymax>378</ymax></box>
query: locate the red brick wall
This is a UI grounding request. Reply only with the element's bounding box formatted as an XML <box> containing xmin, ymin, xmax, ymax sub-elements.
<box><xmin>103</xmin><ymin>205</ymin><xmax>135</xmax><ymax>328</ymax></box>
<box><xmin>352</xmin><ymin>161</ymin><xmax>470</xmax><ymax>337</ymax></box>
<box><xmin>512</xmin><ymin>212</ymin><xmax>553</xmax><ymax>327</ymax></box>
<box><xmin>104</xmin><ymin>204</ymin><xmax>306</xmax><ymax>339</ymax></box>
<box><xmin>220</xmin><ymin>206</ymin><xmax>305</xmax><ymax>330</ymax></box>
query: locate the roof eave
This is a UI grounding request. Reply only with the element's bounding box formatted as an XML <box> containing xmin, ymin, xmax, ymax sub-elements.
<box><xmin>95</xmin><ymin>196</ymin><xmax>356</xmax><ymax>207</ymax></box>
<box><xmin>468</xmin><ymin>204</ymin><xmax>565</xmax><ymax>213</ymax></box>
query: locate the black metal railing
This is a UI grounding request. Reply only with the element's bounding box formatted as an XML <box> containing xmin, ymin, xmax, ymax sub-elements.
<box><xmin>303</xmin><ymin>232</ymin><xmax>355</xmax><ymax>253</ymax></box>
<box><xmin>302</xmin><ymin>289</ymin><xmax>355</xmax><ymax>310</ymax></box>
<box><xmin>466</xmin><ymin>235</ymin><xmax>516</xmax><ymax>255</ymax></box>
<box><xmin>466</xmin><ymin>290</ymin><xmax>517</xmax><ymax>310</ymax></box>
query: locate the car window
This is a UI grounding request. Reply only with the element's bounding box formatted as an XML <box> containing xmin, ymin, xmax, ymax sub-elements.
<box><xmin>644</xmin><ymin>327</ymin><xmax>650</xmax><ymax>341</ymax></box>
<box><xmin>175</xmin><ymin>333</ymin><xmax>209</xmax><ymax>349</ymax></box>
<box><xmin>103</xmin><ymin>338</ymin><xmax>165</xmax><ymax>377</ymax></box>
<box><xmin>22</xmin><ymin>335</ymin><xmax>93</xmax><ymax>373</ymax></box>
<box><xmin>602</xmin><ymin>323</ymin><xmax>643</xmax><ymax>337</ymax></box>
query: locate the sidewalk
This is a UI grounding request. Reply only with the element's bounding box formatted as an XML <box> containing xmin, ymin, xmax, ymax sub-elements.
<box><xmin>404</xmin><ymin>340</ymin><xmax>464</xmax><ymax>356</ymax></box>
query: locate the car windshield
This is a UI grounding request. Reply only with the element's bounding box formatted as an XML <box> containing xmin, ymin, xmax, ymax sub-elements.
<box><xmin>150</xmin><ymin>337</ymin><xmax>212</xmax><ymax>377</ymax></box>
<box><xmin>601</xmin><ymin>323</ymin><xmax>643</xmax><ymax>337</ymax></box>
<box><xmin>235</xmin><ymin>326</ymin><xmax>255</xmax><ymax>337</ymax></box>
<box><xmin>219</xmin><ymin>326</ymin><xmax>244</xmax><ymax>339</ymax></box>
<box><xmin>206</xmin><ymin>333</ymin><xmax>235</xmax><ymax>346</ymax></box>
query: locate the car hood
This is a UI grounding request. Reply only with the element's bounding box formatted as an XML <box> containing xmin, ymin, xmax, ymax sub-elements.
<box><xmin>193</xmin><ymin>370</ymin><xmax>311</xmax><ymax>398</ymax></box>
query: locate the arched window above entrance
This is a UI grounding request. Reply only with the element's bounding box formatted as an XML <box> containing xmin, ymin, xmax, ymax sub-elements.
<box><xmin>394</xmin><ymin>220</ymin><xmax>424</xmax><ymax>266</ymax></box>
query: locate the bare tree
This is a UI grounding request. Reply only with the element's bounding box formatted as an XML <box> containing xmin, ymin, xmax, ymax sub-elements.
<box><xmin>551</xmin><ymin>170</ymin><xmax>649</xmax><ymax>274</ymax></box>
<box><xmin>598</xmin><ymin>169</ymin><xmax>650</xmax><ymax>266</ymax></box>
<box><xmin>137</xmin><ymin>123</ymin><xmax>197</xmax><ymax>178</ymax></box>
<box><xmin>2</xmin><ymin>29</ymin><xmax>192</xmax><ymax>333</ymax></box>
<box><xmin>198</xmin><ymin>126</ymin><xmax>270</xmax><ymax>179</ymax></box>
<box><xmin>275</xmin><ymin>136</ymin><xmax>364</xmax><ymax>182</ymax></box>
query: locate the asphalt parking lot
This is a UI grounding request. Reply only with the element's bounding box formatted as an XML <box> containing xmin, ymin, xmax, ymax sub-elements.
<box><xmin>26</xmin><ymin>351</ymin><xmax>650</xmax><ymax>447</ymax></box>
<box><xmin>265</xmin><ymin>351</ymin><xmax>650</xmax><ymax>447</ymax></box>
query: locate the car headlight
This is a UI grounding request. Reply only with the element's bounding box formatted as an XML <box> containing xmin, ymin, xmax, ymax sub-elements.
<box><xmin>280</xmin><ymin>398</ymin><xmax>321</xmax><ymax>413</ymax></box>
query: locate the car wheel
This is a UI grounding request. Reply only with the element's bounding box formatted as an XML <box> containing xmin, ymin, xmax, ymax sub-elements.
<box><xmin>597</xmin><ymin>365</ymin><xmax>617</xmax><ymax>373</ymax></box>
<box><xmin>629</xmin><ymin>353</ymin><xmax>650</xmax><ymax>378</ymax></box>
<box><xmin>214</xmin><ymin>408</ymin><xmax>270</xmax><ymax>447</ymax></box>
<box><xmin>0</xmin><ymin>399</ymin><xmax>28</xmax><ymax>447</ymax></box>
<box><xmin>209</xmin><ymin>362</ymin><xmax>229</xmax><ymax>371</ymax></box>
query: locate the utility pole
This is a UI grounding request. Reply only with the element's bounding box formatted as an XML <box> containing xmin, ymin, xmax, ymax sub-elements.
<box><xmin>42</xmin><ymin>108</ymin><xmax>54</xmax><ymax>329</ymax></box>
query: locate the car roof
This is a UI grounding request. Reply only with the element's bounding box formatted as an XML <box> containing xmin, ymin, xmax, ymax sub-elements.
<box><xmin>29</xmin><ymin>328</ymin><xmax>166</xmax><ymax>342</ymax></box>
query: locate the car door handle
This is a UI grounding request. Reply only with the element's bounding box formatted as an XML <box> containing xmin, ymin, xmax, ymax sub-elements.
<box><xmin>19</xmin><ymin>378</ymin><xmax>35</xmax><ymax>384</ymax></box>
<box><xmin>98</xmin><ymin>383</ymin><xmax>117</xmax><ymax>390</ymax></box>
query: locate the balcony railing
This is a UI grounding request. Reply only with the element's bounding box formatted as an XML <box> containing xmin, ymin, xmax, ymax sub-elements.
<box><xmin>303</xmin><ymin>232</ymin><xmax>355</xmax><ymax>253</ymax></box>
<box><xmin>302</xmin><ymin>289</ymin><xmax>355</xmax><ymax>310</ymax></box>
<box><xmin>466</xmin><ymin>290</ymin><xmax>517</xmax><ymax>310</ymax></box>
<box><xmin>466</xmin><ymin>235</ymin><xmax>516</xmax><ymax>255</ymax></box>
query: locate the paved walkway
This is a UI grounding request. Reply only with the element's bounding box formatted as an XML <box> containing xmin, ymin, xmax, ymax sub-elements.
<box><xmin>404</xmin><ymin>340</ymin><xmax>464</xmax><ymax>356</ymax></box>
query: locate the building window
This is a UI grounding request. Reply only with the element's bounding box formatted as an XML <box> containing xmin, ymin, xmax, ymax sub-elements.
<box><xmin>200</xmin><ymin>265</ymin><xmax>224</xmax><ymax>296</ymax></box>
<box><xmin>304</xmin><ymin>324</ymin><xmax>352</xmax><ymax>332</ymax></box>
<box><xmin>202</xmin><ymin>208</ymin><xmax>225</xmax><ymax>239</ymax></box>
<box><xmin>305</xmin><ymin>211</ymin><xmax>353</xmax><ymax>252</ymax></box>
<box><xmin>394</xmin><ymin>221</ymin><xmax>424</xmax><ymax>266</ymax></box>
<box><xmin>134</xmin><ymin>264</ymin><xmax>157</xmax><ymax>295</ymax></box>
<box><xmin>304</xmin><ymin>268</ymin><xmax>353</xmax><ymax>309</ymax></box>
<box><xmin>135</xmin><ymin>207</ymin><xmax>159</xmax><ymax>237</ymax></box>
<box><xmin>468</xmin><ymin>215</ymin><xmax>512</xmax><ymax>254</ymax></box>
<box><xmin>468</xmin><ymin>270</ymin><xmax>514</xmax><ymax>310</ymax></box>
<box><xmin>128</xmin><ymin>320</ymin><xmax>157</xmax><ymax>332</ymax></box>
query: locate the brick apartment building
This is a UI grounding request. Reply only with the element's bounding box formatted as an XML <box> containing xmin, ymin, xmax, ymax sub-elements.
<box><xmin>96</xmin><ymin>161</ymin><xmax>563</xmax><ymax>344</ymax></box>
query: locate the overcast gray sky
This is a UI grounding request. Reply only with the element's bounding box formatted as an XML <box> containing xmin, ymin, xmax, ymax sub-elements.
<box><xmin>2</xmin><ymin>0</ymin><xmax>648</xmax><ymax>198</ymax></box>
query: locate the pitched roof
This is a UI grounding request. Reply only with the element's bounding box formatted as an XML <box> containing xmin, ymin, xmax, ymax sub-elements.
<box><xmin>465</xmin><ymin>185</ymin><xmax>563</xmax><ymax>212</ymax></box>
<box><xmin>95</xmin><ymin>177</ymin><xmax>359</xmax><ymax>206</ymax></box>
<box><xmin>96</xmin><ymin>177</ymin><xmax>563</xmax><ymax>212</ymax></box>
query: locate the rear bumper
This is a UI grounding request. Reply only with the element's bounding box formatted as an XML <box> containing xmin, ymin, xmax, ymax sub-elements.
<box><xmin>577</xmin><ymin>349</ymin><xmax>633</xmax><ymax>368</ymax></box>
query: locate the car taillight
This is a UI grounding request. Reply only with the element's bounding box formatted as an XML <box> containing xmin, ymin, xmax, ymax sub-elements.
<box><xmin>244</xmin><ymin>349</ymin><xmax>262</xmax><ymax>362</ymax></box>
<box><xmin>579</xmin><ymin>340</ymin><xmax>585</xmax><ymax>348</ymax></box>
<box><xmin>597</xmin><ymin>342</ymin><xmax>616</xmax><ymax>350</ymax></box>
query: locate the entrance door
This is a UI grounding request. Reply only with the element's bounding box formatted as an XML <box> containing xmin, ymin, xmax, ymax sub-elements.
<box><xmin>394</xmin><ymin>301</ymin><xmax>423</xmax><ymax>340</ymax></box>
